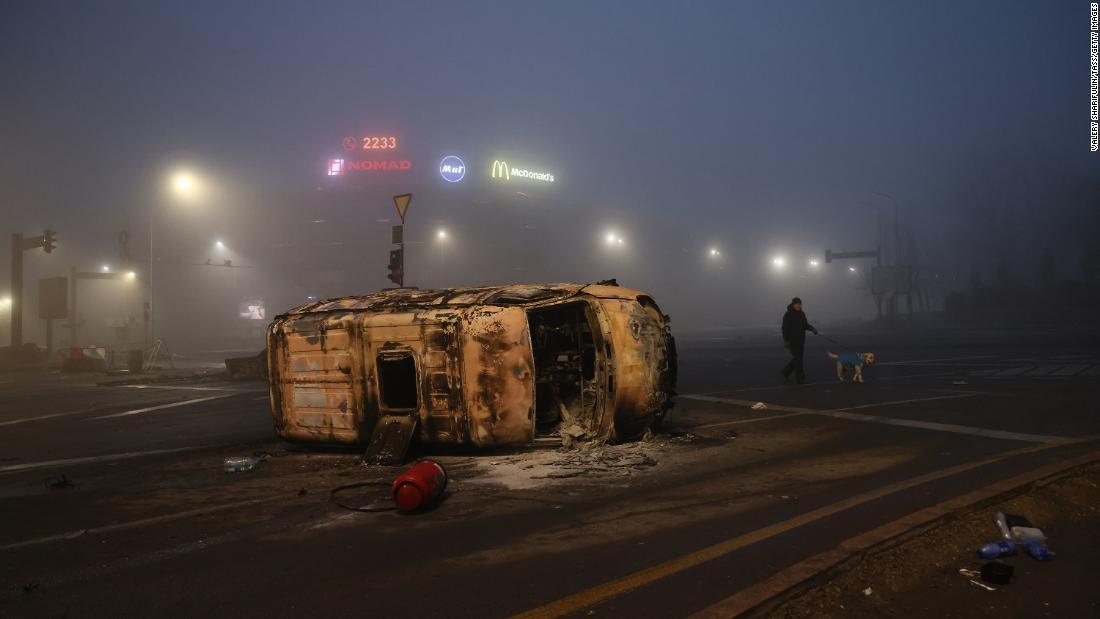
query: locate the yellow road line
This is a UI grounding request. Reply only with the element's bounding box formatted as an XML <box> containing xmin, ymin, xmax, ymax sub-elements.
<box><xmin>512</xmin><ymin>438</ymin><xmax>1089</xmax><ymax>619</ymax></box>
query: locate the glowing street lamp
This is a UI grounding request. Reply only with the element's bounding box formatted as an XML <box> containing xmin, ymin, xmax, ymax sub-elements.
<box><xmin>215</xmin><ymin>239</ymin><xmax>225</xmax><ymax>249</ymax></box>
<box><xmin>808</xmin><ymin>259</ymin><xmax>820</xmax><ymax>268</ymax></box>
<box><xmin>101</xmin><ymin>264</ymin><xmax>111</xmax><ymax>273</ymax></box>
<box><xmin>849</xmin><ymin>266</ymin><xmax>858</xmax><ymax>273</ymax></box>
<box><xmin>436</xmin><ymin>229</ymin><xmax>448</xmax><ymax>241</ymax></box>
<box><xmin>172</xmin><ymin>171</ymin><xmax>196</xmax><ymax>196</ymax></box>
<box><xmin>604</xmin><ymin>231</ymin><xmax>625</xmax><ymax>247</ymax></box>
<box><xmin>125</xmin><ymin>271</ymin><xmax>137</xmax><ymax>281</ymax></box>
<box><xmin>708</xmin><ymin>248</ymin><xmax>721</xmax><ymax>258</ymax></box>
<box><xmin>772</xmin><ymin>256</ymin><xmax>787</xmax><ymax>270</ymax></box>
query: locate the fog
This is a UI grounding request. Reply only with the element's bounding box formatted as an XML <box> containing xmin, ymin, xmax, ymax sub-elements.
<box><xmin>2</xmin><ymin>1</ymin><xmax>1096</xmax><ymax>354</ymax></box>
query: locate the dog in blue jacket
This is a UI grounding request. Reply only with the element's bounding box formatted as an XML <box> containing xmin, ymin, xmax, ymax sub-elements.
<box><xmin>828</xmin><ymin>351</ymin><xmax>876</xmax><ymax>383</ymax></box>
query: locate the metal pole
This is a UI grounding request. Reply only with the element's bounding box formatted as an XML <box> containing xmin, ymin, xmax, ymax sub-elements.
<box><xmin>10</xmin><ymin>233</ymin><xmax>22</xmax><ymax>347</ymax></box>
<box><xmin>148</xmin><ymin>206</ymin><xmax>154</xmax><ymax>350</ymax></box>
<box><xmin>69</xmin><ymin>266</ymin><xmax>77</xmax><ymax>348</ymax></box>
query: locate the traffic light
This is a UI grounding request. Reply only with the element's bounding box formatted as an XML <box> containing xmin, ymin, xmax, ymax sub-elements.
<box><xmin>43</xmin><ymin>229</ymin><xmax>57</xmax><ymax>253</ymax></box>
<box><xmin>387</xmin><ymin>249</ymin><xmax>403</xmax><ymax>286</ymax></box>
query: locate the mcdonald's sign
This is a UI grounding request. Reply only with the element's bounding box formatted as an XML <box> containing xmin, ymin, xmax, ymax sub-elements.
<box><xmin>490</xmin><ymin>159</ymin><xmax>554</xmax><ymax>183</ymax></box>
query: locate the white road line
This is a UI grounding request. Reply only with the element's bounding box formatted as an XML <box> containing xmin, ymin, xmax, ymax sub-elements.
<box><xmin>695</xmin><ymin>412</ymin><xmax>808</xmax><ymax>430</ymax></box>
<box><xmin>0</xmin><ymin>493</ymin><xmax>289</xmax><ymax>551</ymax></box>
<box><xmin>121</xmin><ymin>384</ymin><xmax>265</xmax><ymax>393</ymax></box>
<box><xmin>0</xmin><ymin>445</ymin><xmax>211</xmax><ymax>474</ymax></box>
<box><xmin>1053</xmin><ymin>364</ymin><xmax>1088</xmax><ymax>376</ymax></box>
<box><xmin>91</xmin><ymin>393</ymin><xmax>236</xmax><ymax>419</ymax></box>
<box><xmin>697</xmin><ymin>371</ymin><xmax>963</xmax><ymax>395</ymax></box>
<box><xmin>875</xmin><ymin>355</ymin><xmax>995</xmax><ymax>366</ymax></box>
<box><xmin>994</xmin><ymin>366</ymin><xmax>1033</xmax><ymax>377</ymax></box>
<box><xmin>680</xmin><ymin>393</ymin><xmax>1071</xmax><ymax>444</ymax></box>
<box><xmin>0</xmin><ymin>408</ymin><xmax>99</xmax><ymax>427</ymax></box>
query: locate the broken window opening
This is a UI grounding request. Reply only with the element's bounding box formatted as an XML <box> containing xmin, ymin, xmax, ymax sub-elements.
<box><xmin>377</xmin><ymin>353</ymin><xmax>418</xmax><ymax>410</ymax></box>
<box><xmin>528</xmin><ymin>302</ymin><xmax>601</xmax><ymax>435</ymax></box>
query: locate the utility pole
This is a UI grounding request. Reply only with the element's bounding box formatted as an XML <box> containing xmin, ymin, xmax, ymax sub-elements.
<box><xmin>9</xmin><ymin>230</ymin><xmax>56</xmax><ymax>348</ymax></box>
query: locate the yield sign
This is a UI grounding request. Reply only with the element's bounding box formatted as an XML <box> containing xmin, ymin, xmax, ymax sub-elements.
<box><xmin>392</xmin><ymin>193</ymin><xmax>412</xmax><ymax>222</ymax></box>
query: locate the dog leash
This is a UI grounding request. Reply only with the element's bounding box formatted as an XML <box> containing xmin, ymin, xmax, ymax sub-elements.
<box><xmin>817</xmin><ymin>332</ymin><xmax>858</xmax><ymax>353</ymax></box>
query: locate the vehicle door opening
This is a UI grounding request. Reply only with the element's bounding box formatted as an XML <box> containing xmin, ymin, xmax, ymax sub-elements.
<box><xmin>528</xmin><ymin>302</ymin><xmax>602</xmax><ymax>434</ymax></box>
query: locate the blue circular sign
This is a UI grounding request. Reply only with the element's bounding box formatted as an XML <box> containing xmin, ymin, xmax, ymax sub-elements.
<box><xmin>439</xmin><ymin>155</ymin><xmax>466</xmax><ymax>183</ymax></box>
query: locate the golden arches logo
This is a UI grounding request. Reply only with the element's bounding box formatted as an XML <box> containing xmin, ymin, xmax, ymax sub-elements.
<box><xmin>491</xmin><ymin>160</ymin><xmax>510</xmax><ymax>180</ymax></box>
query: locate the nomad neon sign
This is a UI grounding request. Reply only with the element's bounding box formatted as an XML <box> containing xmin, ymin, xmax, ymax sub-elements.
<box><xmin>327</xmin><ymin>133</ymin><xmax>412</xmax><ymax>176</ymax></box>
<box><xmin>490</xmin><ymin>159</ymin><xmax>554</xmax><ymax>183</ymax></box>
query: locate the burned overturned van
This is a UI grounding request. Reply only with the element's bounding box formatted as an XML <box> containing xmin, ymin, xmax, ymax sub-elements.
<box><xmin>266</xmin><ymin>283</ymin><xmax>676</xmax><ymax>452</ymax></box>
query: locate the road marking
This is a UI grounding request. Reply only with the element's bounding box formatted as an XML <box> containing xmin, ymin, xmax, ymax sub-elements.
<box><xmin>0</xmin><ymin>445</ymin><xmax>210</xmax><ymax>474</ymax></box>
<box><xmin>689</xmin><ymin>447</ymin><xmax>1100</xmax><ymax>618</ymax></box>
<box><xmin>121</xmin><ymin>384</ymin><xmax>265</xmax><ymax>393</ymax></box>
<box><xmin>699</xmin><ymin>371</ymin><xmax>963</xmax><ymax>395</ymax></box>
<box><xmin>1052</xmin><ymin>364</ymin><xmax>1087</xmax><ymax>376</ymax></box>
<box><xmin>512</xmin><ymin>439</ymin><xmax>1082</xmax><ymax>619</ymax></box>
<box><xmin>875</xmin><ymin>355</ymin><xmax>995</xmax><ymax>366</ymax></box>
<box><xmin>0</xmin><ymin>493</ymin><xmax>292</xmax><ymax>551</ymax></box>
<box><xmin>91</xmin><ymin>393</ymin><xmax>236</xmax><ymax>419</ymax></box>
<box><xmin>694</xmin><ymin>412</ymin><xmax>808</xmax><ymax>430</ymax></box>
<box><xmin>0</xmin><ymin>408</ymin><xmax>99</xmax><ymax>427</ymax></box>
<box><xmin>993</xmin><ymin>366</ymin><xmax>1033</xmax><ymax>377</ymax></box>
<box><xmin>680</xmin><ymin>394</ymin><xmax>1070</xmax><ymax>444</ymax></box>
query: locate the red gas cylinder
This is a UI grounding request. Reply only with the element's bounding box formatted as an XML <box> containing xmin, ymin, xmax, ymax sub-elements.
<box><xmin>391</xmin><ymin>459</ymin><xmax>448</xmax><ymax>512</ymax></box>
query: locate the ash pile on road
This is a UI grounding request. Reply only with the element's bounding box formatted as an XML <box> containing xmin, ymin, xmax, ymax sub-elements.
<box><xmin>471</xmin><ymin>430</ymin><xmax>699</xmax><ymax>490</ymax></box>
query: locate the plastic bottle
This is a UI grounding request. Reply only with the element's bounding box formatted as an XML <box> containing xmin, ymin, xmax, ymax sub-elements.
<box><xmin>1024</xmin><ymin>541</ymin><xmax>1055</xmax><ymax>561</ymax></box>
<box><xmin>977</xmin><ymin>540</ymin><xmax>1017</xmax><ymax>560</ymax></box>
<box><xmin>992</xmin><ymin>512</ymin><xmax>1012</xmax><ymax>540</ymax></box>
<box><xmin>223</xmin><ymin>456</ymin><xmax>261</xmax><ymax>473</ymax></box>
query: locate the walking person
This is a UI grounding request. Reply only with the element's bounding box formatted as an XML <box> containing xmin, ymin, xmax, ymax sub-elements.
<box><xmin>781</xmin><ymin>297</ymin><xmax>817</xmax><ymax>384</ymax></box>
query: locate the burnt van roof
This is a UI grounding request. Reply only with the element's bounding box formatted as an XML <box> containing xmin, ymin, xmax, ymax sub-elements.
<box><xmin>282</xmin><ymin>282</ymin><xmax>645</xmax><ymax>317</ymax></box>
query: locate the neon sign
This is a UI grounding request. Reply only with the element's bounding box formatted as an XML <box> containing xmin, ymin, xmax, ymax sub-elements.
<box><xmin>439</xmin><ymin>156</ymin><xmax>466</xmax><ymax>183</ymax></box>
<box><xmin>327</xmin><ymin>133</ymin><xmax>412</xmax><ymax>176</ymax></box>
<box><xmin>490</xmin><ymin>159</ymin><xmax>554</xmax><ymax>183</ymax></box>
<box><xmin>343</xmin><ymin>136</ymin><xmax>399</xmax><ymax>151</ymax></box>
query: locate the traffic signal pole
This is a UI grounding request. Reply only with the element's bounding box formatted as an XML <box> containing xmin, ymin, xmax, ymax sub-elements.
<box><xmin>10</xmin><ymin>233</ymin><xmax>23</xmax><ymax>347</ymax></box>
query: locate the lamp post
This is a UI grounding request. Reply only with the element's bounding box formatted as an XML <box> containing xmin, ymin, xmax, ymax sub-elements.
<box><xmin>149</xmin><ymin>170</ymin><xmax>199</xmax><ymax>349</ymax></box>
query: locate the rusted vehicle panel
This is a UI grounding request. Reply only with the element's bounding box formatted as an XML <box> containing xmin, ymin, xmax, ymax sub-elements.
<box><xmin>266</xmin><ymin>282</ymin><xmax>675</xmax><ymax>448</ymax></box>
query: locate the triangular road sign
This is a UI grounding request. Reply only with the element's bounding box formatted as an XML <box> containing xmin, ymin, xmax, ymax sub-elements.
<box><xmin>393</xmin><ymin>193</ymin><xmax>412</xmax><ymax>222</ymax></box>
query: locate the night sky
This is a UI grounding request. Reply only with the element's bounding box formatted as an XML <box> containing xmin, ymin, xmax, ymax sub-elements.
<box><xmin>1</xmin><ymin>1</ymin><xmax>1096</xmax><ymax>347</ymax></box>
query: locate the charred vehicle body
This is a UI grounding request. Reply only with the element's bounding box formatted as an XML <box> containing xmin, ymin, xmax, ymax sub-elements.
<box><xmin>266</xmin><ymin>283</ymin><xmax>676</xmax><ymax>452</ymax></box>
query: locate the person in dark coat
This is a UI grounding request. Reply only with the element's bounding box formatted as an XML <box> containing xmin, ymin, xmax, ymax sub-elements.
<box><xmin>781</xmin><ymin>297</ymin><xmax>817</xmax><ymax>383</ymax></box>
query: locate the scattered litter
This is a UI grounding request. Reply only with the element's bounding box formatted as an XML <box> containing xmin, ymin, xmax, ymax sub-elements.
<box><xmin>958</xmin><ymin>568</ymin><xmax>980</xmax><ymax>578</ymax></box>
<box><xmin>980</xmin><ymin>561</ymin><xmax>1014</xmax><ymax>585</ymax></box>
<box><xmin>726</xmin><ymin>429</ymin><xmax>739</xmax><ymax>439</ymax></box>
<box><xmin>223</xmin><ymin>456</ymin><xmax>261</xmax><ymax>473</ymax></box>
<box><xmin>1011</xmin><ymin>526</ymin><xmax>1046</xmax><ymax>543</ymax></box>
<box><xmin>1024</xmin><ymin>541</ymin><xmax>1055</xmax><ymax>561</ymax></box>
<box><xmin>993</xmin><ymin>511</ymin><xmax>1012</xmax><ymax>540</ymax></box>
<box><xmin>751</xmin><ymin>402</ymin><xmax>767</xmax><ymax>410</ymax></box>
<box><xmin>44</xmin><ymin>474</ymin><xmax>75</xmax><ymax>490</ymax></box>
<box><xmin>862</xmin><ymin>587</ymin><xmax>872</xmax><ymax>596</ymax></box>
<box><xmin>1003</xmin><ymin>513</ymin><xmax>1034</xmax><ymax>528</ymax></box>
<box><xmin>977</xmin><ymin>539</ymin><xmax>1016</xmax><ymax>559</ymax></box>
<box><xmin>969</xmin><ymin>579</ymin><xmax>996</xmax><ymax>592</ymax></box>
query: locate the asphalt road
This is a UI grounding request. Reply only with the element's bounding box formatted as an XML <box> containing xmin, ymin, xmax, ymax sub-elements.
<box><xmin>1</xmin><ymin>325</ymin><xmax>1098</xmax><ymax>617</ymax></box>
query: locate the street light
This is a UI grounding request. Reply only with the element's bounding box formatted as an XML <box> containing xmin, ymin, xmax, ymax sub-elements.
<box><xmin>808</xmin><ymin>259</ymin><xmax>820</xmax><ymax>268</ymax></box>
<box><xmin>101</xmin><ymin>264</ymin><xmax>110</xmax><ymax>273</ymax></box>
<box><xmin>849</xmin><ymin>266</ymin><xmax>858</xmax><ymax>273</ymax></box>
<box><xmin>604</xmin><ymin>231</ymin><xmax>625</xmax><ymax>247</ymax></box>
<box><xmin>708</xmin><ymin>247</ymin><xmax>721</xmax><ymax>258</ymax></box>
<box><xmin>772</xmin><ymin>256</ymin><xmax>787</xmax><ymax>270</ymax></box>
<box><xmin>436</xmin><ymin>229</ymin><xmax>448</xmax><ymax>241</ymax></box>
<box><xmin>0</xmin><ymin>296</ymin><xmax>10</xmax><ymax>307</ymax></box>
<box><xmin>172</xmin><ymin>171</ymin><xmax>196</xmax><ymax>196</ymax></box>
<box><xmin>125</xmin><ymin>271</ymin><xmax>137</xmax><ymax>281</ymax></box>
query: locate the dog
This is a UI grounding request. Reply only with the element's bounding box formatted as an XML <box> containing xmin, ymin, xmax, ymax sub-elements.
<box><xmin>827</xmin><ymin>351</ymin><xmax>876</xmax><ymax>383</ymax></box>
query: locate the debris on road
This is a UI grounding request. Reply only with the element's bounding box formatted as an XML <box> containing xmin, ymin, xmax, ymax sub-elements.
<box><xmin>969</xmin><ymin>579</ymin><xmax>997</xmax><ymax>591</ymax></box>
<box><xmin>223</xmin><ymin>456</ymin><xmax>262</xmax><ymax>473</ymax></box>
<box><xmin>862</xmin><ymin>587</ymin><xmax>872</xmax><ymax>596</ymax></box>
<box><xmin>392</xmin><ymin>459</ymin><xmax>448</xmax><ymax>512</ymax></box>
<box><xmin>1023</xmin><ymin>541</ymin><xmax>1055</xmax><ymax>561</ymax></box>
<box><xmin>977</xmin><ymin>539</ymin><xmax>1016</xmax><ymax>559</ymax></box>
<box><xmin>952</xmin><ymin>379</ymin><xmax>969</xmax><ymax>385</ymax></box>
<box><xmin>44</xmin><ymin>473</ymin><xmax>76</xmax><ymax>490</ymax></box>
<box><xmin>980</xmin><ymin>561</ymin><xmax>1014</xmax><ymax>585</ymax></box>
<box><xmin>751</xmin><ymin>402</ymin><xmax>767</xmax><ymax>410</ymax></box>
